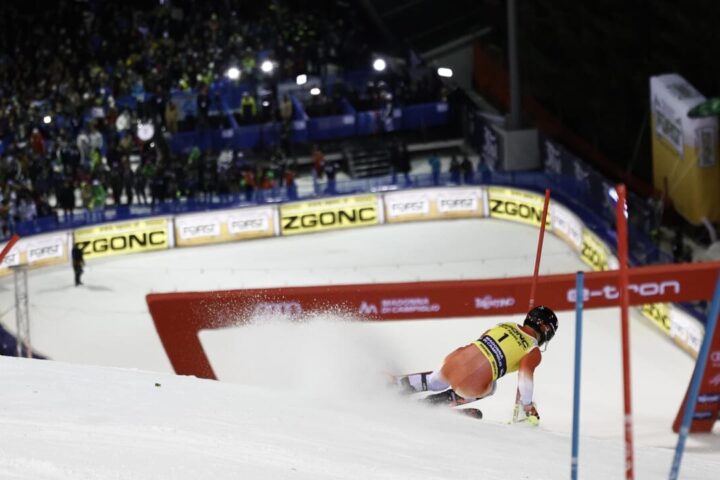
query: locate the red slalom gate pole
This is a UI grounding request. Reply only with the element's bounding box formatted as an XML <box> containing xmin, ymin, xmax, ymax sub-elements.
<box><xmin>616</xmin><ymin>185</ymin><xmax>634</xmax><ymax>480</ymax></box>
<box><xmin>529</xmin><ymin>189</ymin><xmax>551</xmax><ymax>309</ymax></box>
<box><xmin>0</xmin><ymin>234</ymin><xmax>20</xmax><ymax>264</ymax></box>
<box><xmin>513</xmin><ymin>189</ymin><xmax>551</xmax><ymax>423</ymax></box>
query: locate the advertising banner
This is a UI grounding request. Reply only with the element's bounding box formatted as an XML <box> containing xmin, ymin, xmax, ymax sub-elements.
<box><xmin>673</xmin><ymin>311</ymin><xmax>720</xmax><ymax>433</ymax></box>
<box><xmin>174</xmin><ymin>206</ymin><xmax>276</xmax><ymax>247</ymax></box>
<box><xmin>487</xmin><ymin>187</ymin><xmax>551</xmax><ymax>228</ymax></box>
<box><xmin>279</xmin><ymin>194</ymin><xmax>380</xmax><ymax>236</ymax></box>
<box><xmin>74</xmin><ymin>218</ymin><xmax>171</xmax><ymax>260</ymax></box>
<box><xmin>650</xmin><ymin>74</ymin><xmax>720</xmax><ymax>223</ymax></box>
<box><xmin>0</xmin><ymin>232</ymin><xmax>71</xmax><ymax>276</ymax></box>
<box><xmin>148</xmin><ymin>260</ymin><xmax>720</xmax><ymax>380</ymax></box>
<box><xmin>550</xmin><ymin>202</ymin><xmax>583</xmax><ymax>252</ymax></box>
<box><xmin>580</xmin><ymin>228</ymin><xmax>613</xmax><ymax>272</ymax></box>
<box><xmin>383</xmin><ymin>188</ymin><xmax>484</xmax><ymax>223</ymax></box>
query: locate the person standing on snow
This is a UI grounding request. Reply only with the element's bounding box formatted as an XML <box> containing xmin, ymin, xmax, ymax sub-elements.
<box><xmin>398</xmin><ymin>305</ymin><xmax>558</xmax><ymax>422</ymax></box>
<box><xmin>71</xmin><ymin>243</ymin><xmax>85</xmax><ymax>286</ymax></box>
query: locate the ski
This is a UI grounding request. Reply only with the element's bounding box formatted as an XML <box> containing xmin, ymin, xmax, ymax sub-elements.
<box><xmin>390</xmin><ymin>373</ymin><xmax>483</xmax><ymax>420</ymax></box>
<box><xmin>454</xmin><ymin>407</ymin><xmax>483</xmax><ymax>420</ymax></box>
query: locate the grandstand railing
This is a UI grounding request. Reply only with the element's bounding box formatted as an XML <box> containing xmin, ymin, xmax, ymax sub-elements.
<box><xmin>166</xmin><ymin>101</ymin><xmax>449</xmax><ymax>154</ymax></box>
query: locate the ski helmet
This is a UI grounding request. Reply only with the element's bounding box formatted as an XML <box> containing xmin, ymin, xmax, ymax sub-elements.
<box><xmin>523</xmin><ymin>305</ymin><xmax>558</xmax><ymax>345</ymax></box>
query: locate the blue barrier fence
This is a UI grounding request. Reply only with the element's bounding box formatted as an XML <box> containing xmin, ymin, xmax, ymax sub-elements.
<box><xmin>166</xmin><ymin>101</ymin><xmax>449</xmax><ymax>154</ymax></box>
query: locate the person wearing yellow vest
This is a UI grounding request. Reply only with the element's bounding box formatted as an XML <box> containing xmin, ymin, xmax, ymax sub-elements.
<box><xmin>399</xmin><ymin>306</ymin><xmax>558</xmax><ymax>422</ymax></box>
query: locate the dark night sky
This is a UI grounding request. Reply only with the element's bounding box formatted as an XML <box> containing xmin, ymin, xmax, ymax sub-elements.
<box><xmin>370</xmin><ymin>0</ymin><xmax>720</xmax><ymax>184</ymax></box>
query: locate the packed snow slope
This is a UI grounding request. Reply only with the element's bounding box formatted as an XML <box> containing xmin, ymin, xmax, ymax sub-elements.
<box><xmin>1</xmin><ymin>219</ymin><xmax>719</xmax><ymax>479</ymax></box>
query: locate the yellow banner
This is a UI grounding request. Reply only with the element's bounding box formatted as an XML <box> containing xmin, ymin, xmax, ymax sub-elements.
<box><xmin>74</xmin><ymin>218</ymin><xmax>170</xmax><ymax>260</ymax></box>
<box><xmin>580</xmin><ymin>229</ymin><xmax>611</xmax><ymax>271</ymax></box>
<box><xmin>650</xmin><ymin>74</ymin><xmax>720</xmax><ymax>223</ymax></box>
<box><xmin>280</xmin><ymin>195</ymin><xmax>380</xmax><ymax>236</ymax></box>
<box><xmin>487</xmin><ymin>187</ymin><xmax>551</xmax><ymax>228</ymax></box>
<box><xmin>641</xmin><ymin>303</ymin><xmax>671</xmax><ymax>334</ymax></box>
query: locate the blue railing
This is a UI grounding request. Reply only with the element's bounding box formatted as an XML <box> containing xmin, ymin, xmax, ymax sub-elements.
<box><xmin>166</xmin><ymin>101</ymin><xmax>449</xmax><ymax>154</ymax></box>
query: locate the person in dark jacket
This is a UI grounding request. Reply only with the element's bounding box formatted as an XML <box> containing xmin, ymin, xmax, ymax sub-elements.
<box><xmin>71</xmin><ymin>244</ymin><xmax>85</xmax><ymax>286</ymax></box>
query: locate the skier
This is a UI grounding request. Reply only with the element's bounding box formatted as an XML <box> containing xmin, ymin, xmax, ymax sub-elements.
<box><xmin>399</xmin><ymin>305</ymin><xmax>558</xmax><ymax>421</ymax></box>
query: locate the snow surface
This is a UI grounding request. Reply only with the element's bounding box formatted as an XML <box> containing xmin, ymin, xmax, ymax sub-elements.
<box><xmin>1</xmin><ymin>218</ymin><xmax>719</xmax><ymax>479</ymax></box>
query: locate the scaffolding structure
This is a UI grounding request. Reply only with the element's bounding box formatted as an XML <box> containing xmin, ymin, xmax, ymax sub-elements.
<box><xmin>12</xmin><ymin>265</ymin><xmax>30</xmax><ymax>358</ymax></box>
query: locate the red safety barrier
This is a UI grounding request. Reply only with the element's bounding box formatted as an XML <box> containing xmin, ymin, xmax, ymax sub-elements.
<box><xmin>148</xmin><ymin>260</ymin><xmax>720</xmax><ymax>380</ymax></box>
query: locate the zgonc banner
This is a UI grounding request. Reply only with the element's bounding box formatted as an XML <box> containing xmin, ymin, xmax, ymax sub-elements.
<box><xmin>487</xmin><ymin>187</ymin><xmax>551</xmax><ymax>228</ymax></box>
<box><xmin>279</xmin><ymin>194</ymin><xmax>381</xmax><ymax>236</ymax></box>
<box><xmin>0</xmin><ymin>232</ymin><xmax>71</xmax><ymax>276</ymax></box>
<box><xmin>147</xmin><ymin>261</ymin><xmax>720</xmax><ymax>380</ymax></box>
<box><xmin>74</xmin><ymin>218</ymin><xmax>172</xmax><ymax>260</ymax></box>
<box><xmin>383</xmin><ymin>187</ymin><xmax>485</xmax><ymax>223</ymax></box>
<box><xmin>174</xmin><ymin>206</ymin><xmax>277</xmax><ymax>247</ymax></box>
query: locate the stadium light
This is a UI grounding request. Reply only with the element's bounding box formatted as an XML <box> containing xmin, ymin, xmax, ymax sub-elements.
<box><xmin>137</xmin><ymin>121</ymin><xmax>155</xmax><ymax>142</ymax></box>
<box><xmin>296</xmin><ymin>74</ymin><xmax>307</xmax><ymax>86</ymax></box>
<box><xmin>225</xmin><ymin>67</ymin><xmax>241</xmax><ymax>80</ymax></box>
<box><xmin>608</xmin><ymin>187</ymin><xmax>628</xmax><ymax>218</ymax></box>
<box><xmin>437</xmin><ymin>67</ymin><xmax>453</xmax><ymax>78</ymax></box>
<box><xmin>260</xmin><ymin>60</ymin><xmax>274</xmax><ymax>74</ymax></box>
<box><xmin>43</xmin><ymin>115</ymin><xmax>52</xmax><ymax>124</ymax></box>
<box><xmin>372</xmin><ymin>58</ymin><xmax>387</xmax><ymax>72</ymax></box>
<box><xmin>310</xmin><ymin>87</ymin><xmax>321</xmax><ymax>96</ymax></box>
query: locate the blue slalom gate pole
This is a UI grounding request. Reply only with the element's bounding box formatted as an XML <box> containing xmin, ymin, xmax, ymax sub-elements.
<box><xmin>571</xmin><ymin>271</ymin><xmax>584</xmax><ymax>480</ymax></box>
<box><xmin>669</xmin><ymin>272</ymin><xmax>720</xmax><ymax>480</ymax></box>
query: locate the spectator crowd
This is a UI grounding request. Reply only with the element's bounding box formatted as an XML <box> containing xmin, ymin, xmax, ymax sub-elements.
<box><xmin>0</xmin><ymin>0</ymin><xmax>449</xmax><ymax>238</ymax></box>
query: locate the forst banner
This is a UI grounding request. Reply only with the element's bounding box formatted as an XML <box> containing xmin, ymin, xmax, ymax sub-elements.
<box><xmin>383</xmin><ymin>188</ymin><xmax>485</xmax><ymax>223</ymax></box>
<box><xmin>0</xmin><ymin>233</ymin><xmax>71</xmax><ymax>276</ymax></box>
<box><xmin>650</xmin><ymin>74</ymin><xmax>720</xmax><ymax>224</ymax></box>
<box><xmin>174</xmin><ymin>206</ymin><xmax>276</xmax><ymax>247</ymax></box>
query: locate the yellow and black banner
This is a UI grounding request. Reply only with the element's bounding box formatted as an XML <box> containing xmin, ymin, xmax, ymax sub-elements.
<box><xmin>650</xmin><ymin>74</ymin><xmax>720</xmax><ymax>224</ymax></box>
<box><xmin>280</xmin><ymin>195</ymin><xmax>380</xmax><ymax>236</ymax></box>
<box><xmin>74</xmin><ymin>218</ymin><xmax>171</xmax><ymax>260</ymax></box>
<box><xmin>641</xmin><ymin>303</ymin><xmax>671</xmax><ymax>334</ymax></box>
<box><xmin>487</xmin><ymin>187</ymin><xmax>551</xmax><ymax>228</ymax></box>
<box><xmin>580</xmin><ymin>229</ymin><xmax>611</xmax><ymax>271</ymax></box>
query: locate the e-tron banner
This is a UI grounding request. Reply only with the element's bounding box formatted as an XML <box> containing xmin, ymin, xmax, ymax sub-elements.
<box><xmin>279</xmin><ymin>194</ymin><xmax>380</xmax><ymax>236</ymax></box>
<box><xmin>147</xmin><ymin>261</ymin><xmax>720</xmax><ymax>380</ymax></box>
<box><xmin>174</xmin><ymin>206</ymin><xmax>276</xmax><ymax>247</ymax></box>
<box><xmin>74</xmin><ymin>218</ymin><xmax>172</xmax><ymax>260</ymax></box>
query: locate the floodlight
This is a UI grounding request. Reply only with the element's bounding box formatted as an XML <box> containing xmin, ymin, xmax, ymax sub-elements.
<box><xmin>372</xmin><ymin>58</ymin><xmax>386</xmax><ymax>72</ymax></box>
<box><xmin>137</xmin><ymin>121</ymin><xmax>155</xmax><ymax>141</ymax></box>
<box><xmin>226</xmin><ymin>67</ymin><xmax>241</xmax><ymax>80</ymax></box>
<box><xmin>437</xmin><ymin>67</ymin><xmax>453</xmax><ymax>78</ymax></box>
<box><xmin>260</xmin><ymin>60</ymin><xmax>274</xmax><ymax>73</ymax></box>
